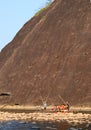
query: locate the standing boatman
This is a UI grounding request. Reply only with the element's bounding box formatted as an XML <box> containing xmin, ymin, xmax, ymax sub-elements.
<box><xmin>43</xmin><ymin>101</ymin><xmax>47</xmax><ymax>110</ymax></box>
<box><xmin>66</xmin><ymin>102</ymin><xmax>70</xmax><ymax>111</ymax></box>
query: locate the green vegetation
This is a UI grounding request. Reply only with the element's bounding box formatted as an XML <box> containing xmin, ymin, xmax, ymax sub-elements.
<box><xmin>35</xmin><ymin>0</ymin><xmax>52</xmax><ymax>16</ymax></box>
<box><xmin>46</xmin><ymin>0</ymin><xmax>53</xmax><ymax>5</ymax></box>
<box><xmin>35</xmin><ymin>7</ymin><xmax>47</xmax><ymax>16</ymax></box>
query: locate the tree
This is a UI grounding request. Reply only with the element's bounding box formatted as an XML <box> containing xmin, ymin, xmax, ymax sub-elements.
<box><xmin>46</xmin><ymin>0</ymin><xmax>53</xmax><ymax>5</ymax></box>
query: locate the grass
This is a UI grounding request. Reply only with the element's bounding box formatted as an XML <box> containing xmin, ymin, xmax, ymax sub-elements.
<box><xmin>35</xmin><ymin>2</ymin><xmax>52</xmax><ymax>16</ymax></box>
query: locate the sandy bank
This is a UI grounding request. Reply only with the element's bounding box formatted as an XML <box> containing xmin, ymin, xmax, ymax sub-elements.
<box><xmin>0</xmin><ymin>111</ymin><xmax>90</xmax><ymax>125</ymax></box>
<box><xmin>0</xmin><ymin>105</ymin><xmax>91</xmax><ymax>111</ymax></box>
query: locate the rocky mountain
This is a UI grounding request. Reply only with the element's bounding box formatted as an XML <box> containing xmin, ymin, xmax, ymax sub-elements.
<box><xmin>0</xmin><ymin>0</ymin><xmax>91</xmax><ymax>106</ymax></box>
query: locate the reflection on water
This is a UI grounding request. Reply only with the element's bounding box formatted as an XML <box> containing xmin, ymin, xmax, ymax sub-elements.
<box><xmin>0</xmin><ymin>121</ymin><xmax>31</xmax><ymax>130</ymax></box>
<box><xmin>0</xmin><ymin>120</ymin><xmax>91</xmax><ymax>130</ymax></box>
<box><xmin>0</xmin><ymin>121</ymin><xmax>40</xmax><ymax>130</ymax></box>
<box><xmin>0</xmin><ymin>120</ymin><xmax>57</xmax><ymax>130</ymax></box>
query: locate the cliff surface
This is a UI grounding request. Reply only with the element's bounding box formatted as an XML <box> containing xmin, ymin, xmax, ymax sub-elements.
<box><xmin>0</xmin><ymin>0</ymin><xmax>91</xmax><ymax>106</ymax></box>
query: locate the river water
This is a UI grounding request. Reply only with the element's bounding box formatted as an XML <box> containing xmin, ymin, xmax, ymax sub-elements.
<box><xmin>0</xmin><ymin>109</ymin><xmax>91</xmax><ymax>130</ymax></box>
<box><xmin>0</xmin><ymin>120</ymin><xmax>91</xmax><ymax>130</ymax></box>
<box><xmin>0</xmin><ymin>120</ymin><xmax>57</xmax><ymax>130</ymax></box>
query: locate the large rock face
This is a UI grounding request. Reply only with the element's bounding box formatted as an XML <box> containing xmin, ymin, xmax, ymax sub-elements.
<box><xmin>0</xmin><ymin>0</ymin><xmax>91</xmax><ymax>106</ymax></box>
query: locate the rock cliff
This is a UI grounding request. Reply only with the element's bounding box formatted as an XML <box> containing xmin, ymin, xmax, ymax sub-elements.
<box><xmin>0</xmin><ymin>0</ymin><xmax>91</xmax><ymax>106</ymax></box>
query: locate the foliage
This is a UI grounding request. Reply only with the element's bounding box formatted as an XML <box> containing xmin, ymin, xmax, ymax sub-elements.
<box><xmin>46</xmin><ymin>0</ymin><xmax>53</xmax><ymax>5</ymax></box>
<box><xmin>35</xmin><ymin>0</ymin><xmax>52</xmax><ymax>16</ymax></box>
<box><xmin>35</xmin><ymin>7</ymin><xmax>47</xmax><ymax>16</ymax></box>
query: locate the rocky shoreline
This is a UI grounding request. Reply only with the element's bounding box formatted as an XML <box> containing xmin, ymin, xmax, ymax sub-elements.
<box><xmin>0</xmin><ymin>110</ymin><xmax>91</xmax><ymax>130</ymax></box>
<box><xmin>0</xmin><ymin>111</ymin><xmax>90</xmax><ymax>124</ymax></box>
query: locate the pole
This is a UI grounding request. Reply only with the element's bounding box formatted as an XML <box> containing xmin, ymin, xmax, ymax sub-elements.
<box><xmin>45</xmin><ymin>88</ymin><xmax>51</xmax><ymax>102</ymax></box>
<box><xmin>58</xmin><ymin>95</ymin><xmax>66</xmax><ymax>105</ymax></box>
